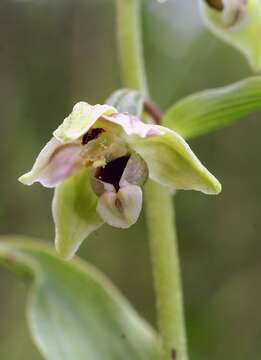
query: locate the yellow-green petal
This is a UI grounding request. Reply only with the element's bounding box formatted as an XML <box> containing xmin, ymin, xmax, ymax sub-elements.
<box><xmin>53</xmin><ymin>102</ymin><xmax>117</xmax><ymax>143</ymax></box>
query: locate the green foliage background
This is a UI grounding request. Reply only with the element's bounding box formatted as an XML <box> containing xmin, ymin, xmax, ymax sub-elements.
<box><xmin>0</xmin><ymin>0</ymin><xmax>260</xmax><ymax>359</ymax></box>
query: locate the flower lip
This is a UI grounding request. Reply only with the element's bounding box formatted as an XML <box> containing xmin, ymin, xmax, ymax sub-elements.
<box><xmin>81</xmin><ymin>128</ymin><xmax>105</xmax><ymax>145</ymax></box>
<box><xmin>95</xmin><ymin>155</ymin><xmax>130</xmax><ymax>191</ymax></box>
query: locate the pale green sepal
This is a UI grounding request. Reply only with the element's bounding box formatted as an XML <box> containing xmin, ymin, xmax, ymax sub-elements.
<box><xmin>131</xmin><ymin>126</ymin><xmax>221</xmax><ymax>194</ymax></box>
<box><xmin>97</xmin><ymin>185</ymin><xmax>143</xmax><ymax>228</ymax></box>
<box><xmin>53</xmin><ymin>102</ymin><xmax>117</xmax><ymax>143</ymax></box>
<box><xmin>52</xmin><ymin>168</ymin><xmax>103</xmax><ymax>259</ymax></box>
<box><xmin>200</xmin><ymin>0</ymin><xmax>261</xmax><ymax>71</ymax></box>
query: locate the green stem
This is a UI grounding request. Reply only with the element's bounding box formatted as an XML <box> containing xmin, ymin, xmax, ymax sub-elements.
<box><xmin>116</xmin><ymin>1</ymin><xmax>188</xmax><ymax>359</ymax></box>
<box><xmin>116</xmin><ymin>0</ymin><xmax>148</xmax><ymax>94</ymax></box>
<box><xmin>145</xmin><ymin>182</ymin><xmax>188</xmax><ymax>360</ymax></box>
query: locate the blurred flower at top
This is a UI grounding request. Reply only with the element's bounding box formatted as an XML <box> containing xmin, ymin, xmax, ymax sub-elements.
<box><xmin>199</xmin><ymin>0</ymin><xmax>261</xmax><ymax>71</ymax></box>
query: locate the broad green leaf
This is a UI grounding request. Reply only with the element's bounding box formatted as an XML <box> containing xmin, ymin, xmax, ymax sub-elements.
<box><xmin>52</xmin><ymin>168</ymin><xmax>103</xmax><ymax>259</ymax></box>
<box><xmin>106</xmin><ymin>89</ymin><xmax>145</xmax><ymax>116</ymax></box>
<box><xmin>0</xmin><ymin>238</ymin><xmax>163</xmax><ymax>360</ymax></box>
<box><xmin>131</xmin><ymin>126</ymin><xmax>221</xmax><ymax>195</ymax></box>
<box><xmin>163</xmin><ymin>77</ymin><xmax>261</xmax><ymax>139</ymax></box>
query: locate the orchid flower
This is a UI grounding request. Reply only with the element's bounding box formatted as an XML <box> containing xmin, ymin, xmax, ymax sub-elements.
<box><xmin>19</xmin><ymin>101</ymin><xmax>221</xmax><ymax>259</ymax></box>
<box><xmin>200</xmin><ymin>0</ymin><xmax>261</xmax><ymax>71</ymax></box>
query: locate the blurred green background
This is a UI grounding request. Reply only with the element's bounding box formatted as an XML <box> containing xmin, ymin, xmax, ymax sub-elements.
<box><xmin>0</xmin><ymin>0</ymin><xmax>261</xmax><ymax>359</ymax></box>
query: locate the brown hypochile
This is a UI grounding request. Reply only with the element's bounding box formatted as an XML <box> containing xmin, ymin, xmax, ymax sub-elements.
<box><xmin>82</xmin><ymin>128</ymin><xmax>105</xmax><ymax>145</ymax></box>
<box><xmin>205</xmin><ymin>0</ymin><xmax>224</xmax><ymax>11</ymax></box>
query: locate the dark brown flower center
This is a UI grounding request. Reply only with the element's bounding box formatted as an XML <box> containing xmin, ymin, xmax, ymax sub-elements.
<box><xmin>96</xmin><ymin>155</ymin><xmax>130</xmax><ymax>191</ymax></box>
<box><xmin>82</xmin><ymin>128</ymin><xmax>105</xmax><ymax>145</ymax></box>
<box><xmin>205</xmin><ymin>0</ymin><xmax>224</xmax><ymax>11</ymax></box>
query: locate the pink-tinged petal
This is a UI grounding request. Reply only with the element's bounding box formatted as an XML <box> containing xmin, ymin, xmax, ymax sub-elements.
<box><xmin>42</xmin><ymin>144</ymin><xmax>83</xmax><ymax>187</ymax></box>
<box><xmin>102</xmin><ymin>113</ymin><xmax>161</xmax><ymax>138</ymax></box>
<box><xmin>19</xmin><ymin>138</ymin><xmax>60</xmax><ymax>186</ymax></box>
<box><xmin>19</xmin><ymin>137</ymin><xmax>82</xmax><ymax>188</ymax></box>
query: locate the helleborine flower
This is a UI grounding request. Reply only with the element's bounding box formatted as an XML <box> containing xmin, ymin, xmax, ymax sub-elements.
<box><xmin>200</xmin><ymin>0</ymin><xmax>261</xmax><ymax>71</ymax></box>
<box><xmin>19</xmin><ymin>101</ymin><xmax>221</xmax><ymax>259</ymax></box>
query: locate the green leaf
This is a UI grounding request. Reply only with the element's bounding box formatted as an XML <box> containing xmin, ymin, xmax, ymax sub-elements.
<box><xmin>52</xmin><ymin>168</ymin><xmax>103</xmax><ymax>260</ymax></box>
<box><xmin>163</xmin><ymin>77</ymin><xmax>261</xmax><ymax>139</ymax></box>
<box><xmin>131</xmin><ymin>126</ymin><xmax>221</xmax><ymax>195</ymax></box>
<box><xmin>106</xmin><ymin>89</ymin><xmax>145</xmax><ymax>116</ymax></box>
<box><xmin>0</xmin><ymin>238</ymin><xmax>162</xmax><ymax>360</ymax></box>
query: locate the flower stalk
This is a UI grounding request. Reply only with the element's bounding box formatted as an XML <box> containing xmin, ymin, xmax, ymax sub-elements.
<box><xmin>116</xmin><ymin>0</ymin><xmax>189</xmax><ymax>359</ymax></box>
